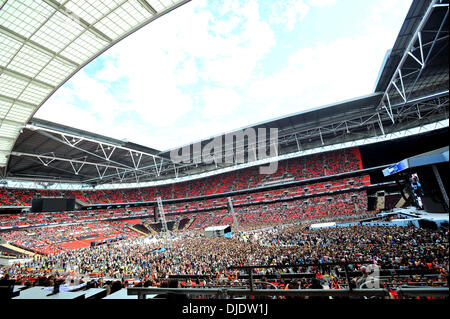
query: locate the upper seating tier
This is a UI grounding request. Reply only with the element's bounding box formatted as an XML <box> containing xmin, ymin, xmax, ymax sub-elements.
<box><xmin>1</xmin><ymin>148</ymin><xmax>365</xmax><ymax>206</ymax></box>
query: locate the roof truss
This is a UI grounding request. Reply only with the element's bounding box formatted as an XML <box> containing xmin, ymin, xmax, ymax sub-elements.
<box><xmin>378</xmin><ymin>0</ymin><xmax>449</xmax><ymax>122</ymax></box>
<box><xmin>0</xmin><ymin>0</ymin><xmax>192</xmax><ymax>167</ymax></box>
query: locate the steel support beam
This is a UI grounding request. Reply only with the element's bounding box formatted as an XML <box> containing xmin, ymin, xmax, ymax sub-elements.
<box><xmin>0</xmin><ymin>66</ymin><xmax>55</xmax><ymax>90</ymax></box>
<box><xmin>0</xmin><ymin>25</ymin><xmax>79</xmax><ymax>68</ymax></box>
<box><xmin>432</xmin><ymin>164</ymin><xmax>449</xmax><ymax>211</ymax></box>
<box><xmin>42</xmin><ymin>0</ymin><xmax>113</xmax><ymax>43</ymax></box>
<box><xmin>10</xmin><ymin>151</ymin><xmax>132</xmax><ymax>171</ymax></box>
<box><xmin>136</xmin><ymin>0</ymin><xmax>158</xmax><ymax>15</ymax></box>
<box><xmin>378</xmin><ymin>0</ymin><xmax>448</xmax><ymax>121</ymax></box>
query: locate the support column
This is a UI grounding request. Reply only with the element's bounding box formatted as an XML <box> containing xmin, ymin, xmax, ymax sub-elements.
<box><xmin>432</xmin><ymin>165</ymin><xmax>449</xmax><ymax>212</ymax></box>
<box><xmin>227</xmin><ymin>197</ymin><xmax>239</xmax><ymax>229</ymax></box>
<box><xmin>156</xmin><ymin>197</ymin><xmax>168</xmax><ymax>233</ymax></box>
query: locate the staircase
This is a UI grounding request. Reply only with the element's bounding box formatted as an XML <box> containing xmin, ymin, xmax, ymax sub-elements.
<box><xmin>177</xmin><ymin>218</ymin><xmax>190</xmax><ymax>231</ymax></box>
<box><xmin>81</xmin><ymin>191</ymin><xmax>92</xmax><ymax>204</ymax></box>
<box><xmin>128</xmin><ymin>225</ymin><xmax>148</xmax><ymax>236</ymax></box>
<box><xmin>184</xmin><ymin>217</ymin><xmax>195</xmax><ymax>230</ymax></box>
<box><xmin>75</xmin><ymin>198</ymin><xmax>88</xmax><ymax>208</ymax></box>
<box><xmin>227</xmin><ymin>197</ymin><xmax>239</xmax><ymax>229</ymax></box>
<box><xmin>156</xmin><ymin>197</ymin><xmax>168</xmax><ymax>233</ymax></box>
<box><xmin>395</xmin><ymin>193</ymin><xmax>410</xmax><ymax>208</ymax></box>
<box><xmin>1</xmin><ymin>243</ymin><xmax>39</xmax><ymax>257</ymax></box>
<box><xmin>173</xmin><ymin>218</ymin><xmax>180</xmax><ymax>232</ymax></box>
<box><xmin>143</xmin><ymin>222</ymin><xmax>157</xmax><ymax>235</ymax></box>
<box><xmin>376</xmin><ymin>193</ymin><xmax>385</xmax><ymax>211</ymax></box>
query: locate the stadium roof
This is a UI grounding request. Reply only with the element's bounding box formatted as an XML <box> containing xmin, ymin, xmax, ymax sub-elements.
<box><xmin>160</xmin><ymin>92</ymin><xmax>385</xmax><ymax>154</ymax></box>
<box><xmin>1</xmin><ymin>0</ymin><xmax>448</xmax><ymax>188</ymax></box>
<box><xmin>0</xmin><ymin>0</ymin><xmax>191</xmax><ymax>167</ymax></box>
<box><xmin>374</xmin><ymin>0</ymin><xmax>449</xmax><ymax>112</ymax></box>
<box><xmin>9</xmin><ymin>117</ymin><xmax>165</xmax><ymax>182</ymax></box>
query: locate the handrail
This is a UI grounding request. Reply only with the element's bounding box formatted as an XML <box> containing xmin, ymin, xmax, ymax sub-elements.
<box><xmin>229</xmin><ymin>261</ymin><xmax>375</xmax><ymax>291</ymax></box>
<box><xmin>228</xmin><ymin>261</ymin><xmax>375</xmax><ymax>269</ymax></box>
<box><xmin>396</xmin><ymin>287</ymin><xmax>449</xmax><ymax>297</ymax></box>
<box><xmin>127</xmin><ymin>287</ymin><xmax>390</xmax><ymax>299</ymax></box>
<box><xmin>127</xmin><ymin>286</ymin><xmax>449</xmax><ymax>300</ymax></box>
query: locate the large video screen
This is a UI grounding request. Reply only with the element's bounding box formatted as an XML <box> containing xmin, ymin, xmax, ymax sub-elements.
<box><xmin>382</xmin><ymin>159</ymin><xmax>409</xmax><ymax>176</ymax></box>
<box><xmin>410</xmin><ymin>173</ymin><xmax>424</xmax><ymax>209</ymax></box>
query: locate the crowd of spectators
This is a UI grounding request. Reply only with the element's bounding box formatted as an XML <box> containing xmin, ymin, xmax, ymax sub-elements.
<box><xmin>1</xmin><ymin>145</ymin><xmax>447</xmax><ymax>300</ymax></box>
<box><xmin>0</xmin><ymin>207</ymin><xmax>147</xmax><ymax>229</ymax></box>
<box><xmin>183</xmin><ymin>191</ymin><xmax>369</xmax><ymax>230</ymax></box>
<box><xmin>0</xmin><ymin>187</ymin><xmax>371</xmax><ymax>255</ymax></box>
<box><xmin>0</xmin><ymin>221</ymin><xmax>142</xmax><ymax>255</ymax></box>
<box><xmin>0</xmin><ymin>220</ymin><xmax>447</xmax><ymax>299</ymax></box>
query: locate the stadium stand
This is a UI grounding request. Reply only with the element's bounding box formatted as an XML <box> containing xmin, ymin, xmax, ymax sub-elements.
<box><xmin>0</xmin><ymin>221</ymin><xmax>142</xmax><ymax>255</ymax></box>
<box><xmin>0</xmin><ymin>0</ymin><xmax>448</xmax><ymax>303</ymax></box>
<box><xmin>0</xmin><ymin>148</ymin><xmax>366</xmax><ymax>206</ymax></box>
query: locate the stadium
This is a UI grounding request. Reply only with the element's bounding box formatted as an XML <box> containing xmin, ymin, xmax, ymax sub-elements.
<box><xmin>0</xmin><ymin>0</ymin><xmax>448</xmax><ymax>307</ymax></box>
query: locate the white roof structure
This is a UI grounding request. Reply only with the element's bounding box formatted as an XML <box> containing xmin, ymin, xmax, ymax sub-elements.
<box><xmin>204</xmin><ymin>225</ymin><xmax>230</xmax><ymax>232</ymax></box>
<box><xmin>0</xmin><ymin>0</ymin><xmax>447</xmax><ymax>187</ymax></box>
<box><xmin>0</xmin><ymin>0</ymin><xmax>190</xmax><ymax>166</ymax></box>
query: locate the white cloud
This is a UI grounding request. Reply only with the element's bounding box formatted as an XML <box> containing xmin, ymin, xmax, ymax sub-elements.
<box><xmin>194</xmin><ymin>0</ymin><xmax>276</xmax><ymax>87</ymax></box>
<box><xmin>37</xmin><ymin>0</ymin><xmax>278</xmax><ymax>149</ymax></box>
<box><xmin>94</xmin><ymin>59</ymin><xmax>122</xmax><ymax>82</ymax></box>
<box><xmin>37</xmin><ymin>70</ymin><xmax>121</xmax><ymax>122</ymax></box>
<box><xmin>175</xmin><ymin>57</ymin><xmax>198</xmax><ymax>86</ymax></box>
<box><xmin>269</xmin><ymin>0</ymin><xmax>310</xmax><ymax>30</ymax></box>
<box><xmin>307</xmin><ymin>0</ymin><xmax>338</xmax><ymax>7</ymax></box>
<box><xmin>35</xmin><ymin>0</ymin><xmax>412</xmax><ymax>151</ymax></box>
<box><xmin>36</xmin><ymin>92</ymin><xmax>119</xmax><ymax>142</ymax></box>
<box><xmin>246</xmin><ymin>0</ymin><xmax>413</xmax><ymax>120</ymax></box>
<box><xmin>200</xmin><ymin>87</ymin><xmax>242</xmax><ymax>119</ymax></box>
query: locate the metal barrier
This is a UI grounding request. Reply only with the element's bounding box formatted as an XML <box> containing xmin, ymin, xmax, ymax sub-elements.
<box><xmin>228</xmin><ymin>261</ymin><xmax>374</xmax><ymax>291</ymax></box>
<box><xmin>396</xmin><ymin>287</ymin><xmax>449</xmax><ymax>297</ymax></box>
<box><xmin>127</xmin><ymin>286</ymin><xmax>449</xmax><ymax>300</ymax></box>
<box><xmin>127</xmin><ymin>287</ymin><xmax>391</xmax><ymax>299</ymax></box>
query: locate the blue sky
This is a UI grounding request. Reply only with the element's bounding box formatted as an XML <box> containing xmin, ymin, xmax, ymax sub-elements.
<box><xmin>35</xmin><ymin>0</ymin><xmax>413</xmax><ymax>151</ymax></box>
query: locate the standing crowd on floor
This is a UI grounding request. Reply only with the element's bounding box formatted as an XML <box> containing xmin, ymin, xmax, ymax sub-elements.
<box><xmin>1</xmin><ymin>219</ymin><xmax>447</xmax><ymax>298</ymax></box>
